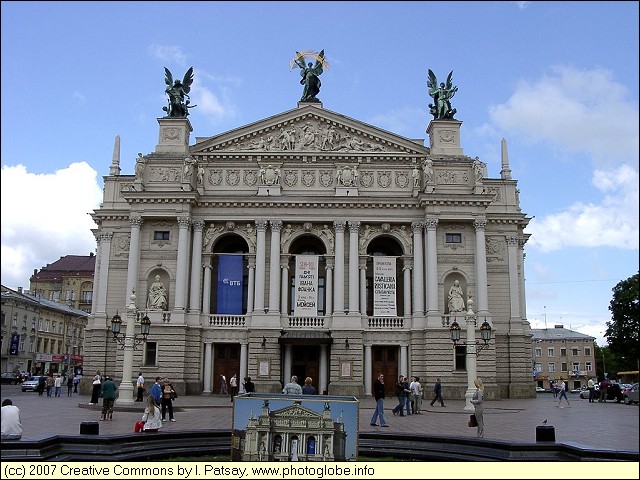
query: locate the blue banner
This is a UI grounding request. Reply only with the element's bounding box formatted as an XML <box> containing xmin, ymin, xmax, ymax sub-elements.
<box><xmin>10</xmin><ymin>333</ymin><xmax>20</xmax><ymax>355</ymax></box>
<box><xmin>217</xmin><ymin>255</ymin><xmax>243</xmax><ymax>314</ymax></box>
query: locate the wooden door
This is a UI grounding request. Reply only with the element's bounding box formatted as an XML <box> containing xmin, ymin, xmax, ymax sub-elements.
<box><xmin>371</xmin><ymin>345</ymin><xmax>398</xmax><ymax>396</ymax></box>
<box><xmin>213</xmin><ymin>343</ymin><xmax>240</xmax><ymax>394</ymax></box>
<box><xmin>292</xmin><ymin>345</ymin><xmax>319</xmax><ymax>391</ymax></box>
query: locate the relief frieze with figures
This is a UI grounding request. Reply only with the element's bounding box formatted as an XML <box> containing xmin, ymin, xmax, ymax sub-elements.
<box><xmin>205</xmin><ymin>117</ymin><xmax>396</xmax><ymax>154</ymax></box>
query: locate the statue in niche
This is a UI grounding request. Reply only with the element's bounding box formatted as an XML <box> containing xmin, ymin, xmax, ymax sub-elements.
<box><xmin>423</xmin><ymin>158</ymin><xmax>434</xmax><ymax>184</ymax></box>
<box><xmin>291</xmin><ymin>50</ymin><xmax>326</xmax><ymax>102</ymax></box>
<box><xmin>448</xmin><ymin>280</ymin><xmax>465</xmax><ymax>313</ymax></box>
<box><xmin>163</xmin><ymin>67</ymin><xmax>196</xmax><ymax>117</ymax></box>
<box><xmin>427</xmin><ymin>69</ymin><xmax>458</xmax><ymax>120</ymax></box>
<box><xmin>147</xmin><ymin>275</ymin><xmax>168</xmax><ymax>310</ymax></box>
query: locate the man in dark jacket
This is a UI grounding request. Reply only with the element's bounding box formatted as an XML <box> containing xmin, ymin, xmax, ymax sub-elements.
<box><xmin>370</xmin><ymin>374</ymin><xmax>389</xmax><ymax>427</ymax></box>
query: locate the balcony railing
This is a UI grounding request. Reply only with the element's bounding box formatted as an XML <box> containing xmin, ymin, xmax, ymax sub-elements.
<box><xmin>287</xmin><ymin>316</ymin><xmax>326</xmax><ymax>329</ymax></box>
<box><xmin>208</xmin><ymin>315</ymin><xmax>245</xmax><ymax>327</ymax></box>
<box><xmin>367</xmin><ymin>316</ymin><xmax>404</xmax><ymax>329</ymax></box>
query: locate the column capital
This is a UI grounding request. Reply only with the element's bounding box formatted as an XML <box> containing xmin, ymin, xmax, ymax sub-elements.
<box><xmin>256</xmin><ymin>219</ymin><xmax>269</xmax><ymax>231</ymax></box>
<box><xmin>192</xmin><ymin>220</ymin><xmax>205</xmax><ymax>231</ymax></box>
<box><xmin>269</xmin><ymin>219</ymin><xmax>283</xmax><ymax>231</ymax></box>
<box><xmin>411</xmin><ymin>222</ymin><xmax>425</xmax><ymax>234</ymax></box>
<box><xmin>506</xmin><ymin>235</ymin><xmax>519</xmax><ymax>246</ymax></box>
<box><xmin>348</xmin><ymin>220</ymin><xmax>361</xmax><ymax>231</ymax></box>
<box><xmin>177</xmin><ymin>215</ymin><xmax>191</xmax><ymax>228</ymax></box>
<box><xmin>473</xmin><ymin>218</ymin><xmax>487</xmax><ymax>230</ymax></box>
<box><xmin>333</xmin><ymin>220</ymin><xmax>346</xmax><ymax>232</ymax></box>
<box><xmin>424</xmin><ymin>217</ymin><xmax>438</xmax><ymax>230</ymax></box>
<box><xmin>129</xmin><ymin>214</ymin><xmax>143</xmax><ymax>227</ymax></box>
<box><xmin>97</xmin><ymin>231</ymin><xmax>114</xmax><ymax>242</ymax></box>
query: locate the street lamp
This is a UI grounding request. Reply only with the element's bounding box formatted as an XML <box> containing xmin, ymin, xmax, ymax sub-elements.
<box><xmin>110</xmin><ymin>289</ymin><xmax>151</xmax><ymax>404</ymax></box>
<box><xmin>447</xmin><ymin>293</ymin><xmax>492</xmax><ymax>411</ymax></box>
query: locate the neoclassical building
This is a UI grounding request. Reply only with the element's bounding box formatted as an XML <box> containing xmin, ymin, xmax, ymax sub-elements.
<box><xmin>84</xmin><ymin>95</ymin><xmax>533</xmax><ymax>399</ymax></box>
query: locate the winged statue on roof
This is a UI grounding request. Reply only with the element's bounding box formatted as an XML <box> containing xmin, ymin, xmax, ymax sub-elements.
<box><xmin>427</xmin><ymin>69</ymin><xmax>458</xmax><ymax>120</ymax></box>
<box><xmin>291</xmin><ymin>50</ymin><xmax>327</xmax><ymax>102</ymax></box>
<box><xmin>163</xmin><ymin>67</ymin><xmax>196</xmax><ymax>117</ymax></box>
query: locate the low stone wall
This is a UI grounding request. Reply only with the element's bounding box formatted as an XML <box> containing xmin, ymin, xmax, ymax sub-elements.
<box><xmin>2</xmin><ymin>430</ymin><xmax>638</xmax><ymax>462</ymax></box>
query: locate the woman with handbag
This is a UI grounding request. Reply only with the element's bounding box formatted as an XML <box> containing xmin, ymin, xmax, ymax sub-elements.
<box><xmin>470</xmin><ymin>378</ymin><xmax>485</xmax><ymax>438</ymax></box>
<box><xmin>161</xmin><ymin>378</ymin><xmax>177</xmax><ymax>422</ymax></box>
<box><xmin>89</xmin><ymin>370</ymin><xmax>102</xmax><ymax>405</ymax></box>
<box><xmin>141</xmin><ymin>396</ymin><xmax>162</xmax><ymax>432</ymax></box>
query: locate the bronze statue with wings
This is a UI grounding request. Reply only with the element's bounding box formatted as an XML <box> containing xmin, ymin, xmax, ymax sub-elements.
<box><xmin>427</xmin><ymin>69</ymin><xmax>458</xmax><ymax>120</ymax></box>
<box><xmin>163</xmin><ymin>67</ymin><xmax>196</xmax><ymax>117</ymax></box>
<box><xmin>292</xmin><ymin>50</ymin><xmax>326</xmax><ymax>102</ymax></box>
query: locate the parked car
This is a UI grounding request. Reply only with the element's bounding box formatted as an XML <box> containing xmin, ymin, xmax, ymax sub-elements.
<box><xmin>535</xmin><ymin>386</ymin><xmax>546</xmax><ymax>393</ymax></box>
<box><xmin>578</xmin><ymin>387</ymin><xmax>592</xmax><ymax>399</ymax></box>
<box><xmin>21</xmin><ymin>375</ymin><xmax>45</xmax><ymax>392</ymax></box>
<box><xmin>1</xmin><ymin>372</ymin><xmax>20</xmax><ymax>384</ymax></box>
<box><xmin>623</xmin><ymin>383</ymin><xmax>639</xmax><ymax>405</ymax></box>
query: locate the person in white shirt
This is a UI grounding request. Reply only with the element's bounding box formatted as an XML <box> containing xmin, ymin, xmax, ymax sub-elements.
<box><xmin>410</xmin><ymin>376</ymin><xmax>423</xmax><ymax>414</ymax></box>
<box><xmin>1</xmin><ymin>399</ymin><xmax>22</xmax><ymax>440</ymax></box>
<box><xmin>229</xmin><ymin>374</ymin><xmax>238</xmax><ymax>401</ymax></box>
<box><xmin>136</xmin><ymin>373</ymin><xmax>145</xmax><ymax>402</ymax></box>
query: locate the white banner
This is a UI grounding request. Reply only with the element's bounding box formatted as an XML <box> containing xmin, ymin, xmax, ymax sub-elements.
<box><xmin>294</xmin><ymin>255</ymin><xmax>319</xmax><ymax>316</ymax></box>
<box><xmin>373</xmin><ymin>256</ymin><xmax>397</xmax><ymax>317</ymax></box>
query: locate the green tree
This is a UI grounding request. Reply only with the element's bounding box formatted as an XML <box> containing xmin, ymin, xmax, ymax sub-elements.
<box><xmin>604</xmin><ymin>272</ymin><xmax>639</xmax><ymax>372</ymax></box>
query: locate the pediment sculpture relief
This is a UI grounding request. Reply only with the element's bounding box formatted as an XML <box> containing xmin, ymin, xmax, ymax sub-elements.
<box><xmin>221</xmin><ymin>120</ymin><xmax>388</xmax><ymax>153</ymax></box>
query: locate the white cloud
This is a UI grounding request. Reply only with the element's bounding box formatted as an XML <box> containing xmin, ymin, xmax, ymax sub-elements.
<box><xmin>194</xmin><ymin>85</ymin><xmax>237</xmax><ymax>121</ymax></box>
<box><xmin>148</xmin><ymin>44</ymin><xmax>188</xmax><ymax>66</ymax></box>
<box><xmin>0</xmin><ymin>162</ymin><xmax>102</xmax><ymax>289</ymax></box>
<box><xmin>526</xmin><ymin>164</ymin><xmax>639</xmax><ymax>251</ymax></box>
<box><xmin>486</xmin><ymin>66</ymin><xmax>639</xmax><ymax>252</ymax></box>
<box><xmin>489</xmin><ymin>66</ymin><xmax>639</xmax><ymax>167</ymax></box>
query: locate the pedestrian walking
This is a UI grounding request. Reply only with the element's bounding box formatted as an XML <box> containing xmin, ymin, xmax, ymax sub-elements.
<box><xmin>370</xmin><ymin>373</ymin><xmax>389</xmax><ymax>427</ymax></box>
<box><xmin>410</xmin><ymin>376</ymin><xmax>423</xmax><ymax>414</ymax></box>
<box><xmin>230</xmin><ymin>374</ymin><xmax>238</xmax><ymax>401</ymax></box>
<box><xmin>150</xmin><ymin>376</ymin><xmax>162</xmax><ymax>405</ymax></box>
<box><xmin>136</xmin><ymin>372</ymin><xmax>145</xmax><ymax>402</ymax></box>
<box><xmin>73</xmin><ymin>374</ymin><xmax>79</xmax><ymax>393</ymax></box>
<box><xmin>392</xmin><ymin>375</ymin><xmax>406</xmax><ymax>416</ymax></box>
<box><xmin>67</xmin><ymin>374</ymin><xmax>74</xmax><ymax>397</ymax></box>
<box><xmin>46</xmin><ymin>374</ymin><xmax>54</xmax><ymax>397</ymax></box>
<box><xmin>100</xmin><ymin>376</ymin><xmax>118</xmax><ymax>421</ymax></box>
<box><xmin>220</xmin><ymin>375</ymin><xmax>228</xmax><ymax>395</ymax></box>
<box><xmin>470</xmin><ymin>378</ymin><xmax>485</xmax><ymax>438</ymax></box>
<box><xmin>555</xmin><ymin>380</ymin><xmax>571</xmax><ymax>408</ymax></box>
<box><xmin>243</xmin><ymin>376</ymin><xmax>255</xmax><ymax>393</ymax></box>
<box><xmin>54</xmin><ymin>374</ymin><xmax>62</xmax><ymax>397</ymax></box>
<box><xmin>161</xmin><ymin>378</ymin><xmax>177</xmax><ymax>422</ymax></box>
<box><xmin>587</xmin><ymin>377</ymin><xmax>596</xmax><ymax>403</ymax></box>
<box><xmin>430</xmin><ymin>377</ymin><xmax>446</xmax><ymax>407</ymax></box>
<box><xmin>89</xmin><ymin>371</ymin><xmax>102</xmax><ymax>405</ymax></box>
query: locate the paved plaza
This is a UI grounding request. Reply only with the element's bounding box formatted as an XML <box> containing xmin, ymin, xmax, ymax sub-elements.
<box><xmin>2</xmin><ymin>384</ymin><xmax>637</xmax><ymax>454</ymax></box>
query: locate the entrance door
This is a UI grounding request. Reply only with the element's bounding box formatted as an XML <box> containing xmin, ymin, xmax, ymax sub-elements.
<box><xmin>213</xmin><ymin>343</ymin><xmax>240</xmax><ymax>394</ymax></box>
<box><xmin>292</xmin><ymin>345</ymin><xmax>320</xmax><ymax>391</ymax></box>
<box><xmin>371</xmin><ymin>346</ymin><xmax>398</xmax><ymax>396</ymax></box>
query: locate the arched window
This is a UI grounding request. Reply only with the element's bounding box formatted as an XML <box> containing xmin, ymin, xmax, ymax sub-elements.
<box><xmin>306</xmin><ymin>435</ymin><xmax>316</xmax><ymax>454</ymax></box>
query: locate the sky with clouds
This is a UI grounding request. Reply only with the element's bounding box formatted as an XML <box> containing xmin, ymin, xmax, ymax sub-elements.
<box><xmin>1</xmin><ymin>1</ymin><xmax>638</xmax><ymax>346</ymax></box>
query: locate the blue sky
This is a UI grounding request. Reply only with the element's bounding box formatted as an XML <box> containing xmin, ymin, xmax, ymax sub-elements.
<box><xmin>1</xmin><ymin>2</ymin><xmax>638</xmax><ymax>346</ymax></box>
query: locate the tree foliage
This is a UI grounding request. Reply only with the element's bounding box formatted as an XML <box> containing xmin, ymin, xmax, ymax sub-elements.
<box><xmin>605</xmin><ymin>272</ymin><xmax>639</xmax><ymax>371</ymax></box>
